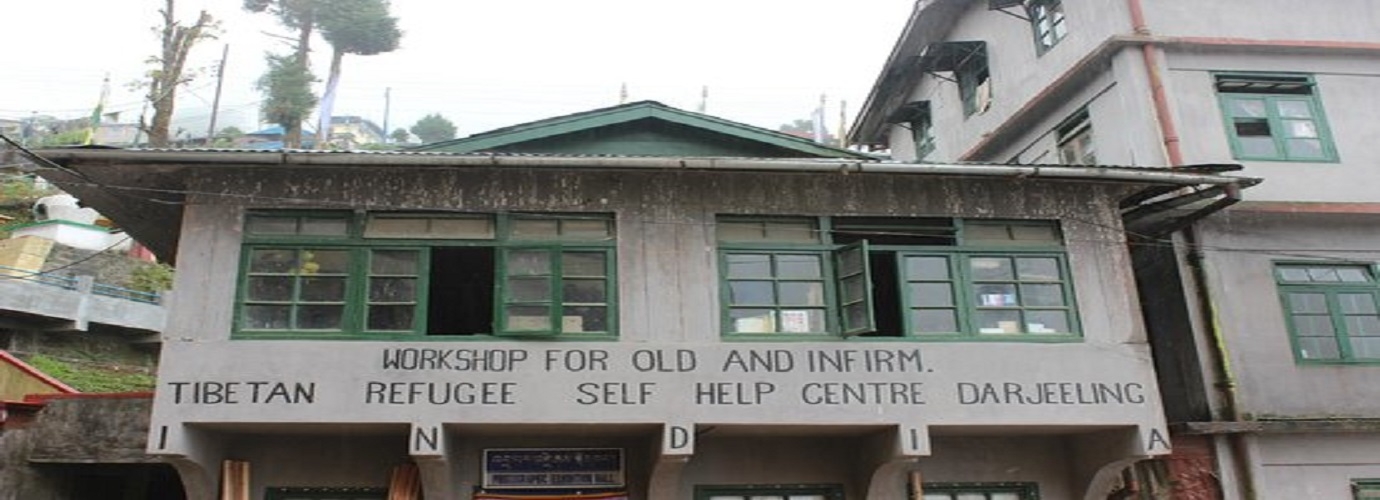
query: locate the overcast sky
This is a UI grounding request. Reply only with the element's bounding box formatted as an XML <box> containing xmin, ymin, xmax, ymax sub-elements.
<box><xmin>2</xmin><ymin>0</ymin><xmax>914</xmax><ymax>140</ymax></box>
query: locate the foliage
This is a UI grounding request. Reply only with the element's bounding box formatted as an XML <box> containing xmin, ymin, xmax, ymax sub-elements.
<box><xmin>210</xmin><ymin>126</ymin><xmax>246</xmax><ymax>147</ymax></box>
<box><xmin>389</xmin><ymin>127</ymin><xmax>411</xmax><ymax>144</ymax></box>
<box><xmin>37</xmin><ymin>129</ymin><xmax>91</xmax><ymax>147</ymax></box>
<box><xmin>314</xmin><ymin>0</ymin><xmax>402</xmax><ymax>147</ymax></box>
<box><xmin>25</xmin><ymin>354</ymin><xmax>157</xmax><ymax>393</ymax></box>
<box><xmin>128</xmin><ymin>262</ymin><xmax>176</xmax><ymax>292</ymax></box>
<box><xmin>142</xmin><ymin>0</ymin><xmax>218</xmax><ymax>147</ymax></box>
<box><xmin>257</xmin><ymin>53</ymin><xmax>318</xmax><ymax>139</ymax></box>
<box><xmin>410</xmin><ymin>113</ymin><xmax>457</xmax><ymax>144</ymax></box>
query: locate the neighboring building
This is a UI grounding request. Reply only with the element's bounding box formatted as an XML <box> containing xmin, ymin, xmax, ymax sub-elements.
<box><xmin>37</xmin><ymin>101</ymin><xmax>1250</xmax><ymax>500</ymax></box>
<box><xmin>329</xmin><ymin>116</ymin><xmax>388</xmax><ymax>149</ymax></box>
<box><xmin>851</xmin><ymin>1</ymin><xmax>1380</xmax><ymax>498</ymax></box>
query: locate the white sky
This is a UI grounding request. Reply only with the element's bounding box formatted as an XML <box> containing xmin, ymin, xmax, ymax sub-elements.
<box><xmin>2</xmin><ymin>0</ymin><xmax>914</xmax><ymax>140</ymax></box>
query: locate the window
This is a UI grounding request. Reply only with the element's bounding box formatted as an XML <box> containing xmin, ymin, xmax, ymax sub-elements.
<box><xmin>1275</xmin><ymin>263</ymin><xmax>1380</xmax><ymax>363</ymax></box>
<box><xmin>237</xmin><ymin>211</ymin><xmax>616</xmax><ymax>338</ymax></box>
<box><xmin>1216</xmin><ymin>73</ymin><xmax>1337</xmax><ymax>162</ymax></box>
<box><xmin>1354</xmin><ymin>479</ymin><xmax>1380</xmax><ymax>499</ymax></box>
<box><xmin>697</xmin><ymin>484</ymin><xmax>844</xmax><ymax>500</ymax></box>
<box><xmin>717</xmin><ymin>216</ymin><xmax>1078</xmax><ymax>339</ymax></box>
<box><xmin>266</xmin><ymin>487</ymin><xmax>386</xmax><ymax>500</ymax></box>
<box><xmin>921</xmin><ymin>482</ymin><xmax>1039</xmax><ymax>500</ymax></box>
<box><xmin>958</xmin><ymin>52</ymin><xmax>992</xmax><ymax>117</ymax></box>
<box><xmin>1027</xmin><ymin>0</ymin><xmax>1067</xmax><ymax>53</ymax></box>
<box><xmin>1056</xmin><ymin>110</ymin><xmax>1095</xmax><ymax>165</ymax></box>
<box><xmin>913</xmin><ymin>109</ymin><xmax>936</xmax><ymax>161</ymax></box>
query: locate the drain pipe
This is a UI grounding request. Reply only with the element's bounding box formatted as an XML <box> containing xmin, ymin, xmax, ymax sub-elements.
<box><xmin>1128</xmin><ymin>0</ymin><xmax>1184</xmax><ymax>167</ymax></box>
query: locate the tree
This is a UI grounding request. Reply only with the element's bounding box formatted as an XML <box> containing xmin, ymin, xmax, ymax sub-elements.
<box><xmin>211</xmin><ymin>126</ymin><xmax>245</xmax><ymax>147</ymax></box>
<box><xmin>143</xmin><ymin>0</ymin><xmax>217</xmax><ymax>147</ymax></box>
<box><xmin>314</xmin><ymin>0</ymin><xmax>402</xmax><ymax>147</ymax></box>
<box><xmin>410</xmin><ymin>114</ymin><xmax>457</xmax><ymax>143</ymax></box>
<box><xmin>778</xmin><ymin>118</ymin><xmax>836</xmax><ymax>146</ymax></box>
<box><xmin>390</xmin><ymin>127</ymin><xmax>411</xmax><ymax>144</ymax></box>
<box><xmin>257</xmin><ymin>53</ymin><xmax>317</xmax><ymax>145</ymax></box>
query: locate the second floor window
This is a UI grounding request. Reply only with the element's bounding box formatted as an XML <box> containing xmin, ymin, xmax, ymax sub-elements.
<box><xmin>1275</xmin><ymin>263</ymin><xmax>1380</xmax><ymax>363</ymax></box>
<box><xmin>1216</xmin><ymin>73</ymin><xmax>1337</xmax><ymax>162</ymax></box>
<box><xmin>717</xmin><ymin>216</ymin><xmax>1078</xmax><ymax>339</ymax></box>
<box><xmin>237</xmin><ymin>211</ymin><xmax>616</xmax><ymax>339</ymax></box>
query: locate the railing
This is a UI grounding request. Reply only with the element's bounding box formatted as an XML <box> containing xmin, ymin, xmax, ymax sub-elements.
<box><xmin>0</xmin><ymin>265</ymin><xmax>162</xmax><ymax>305</ymax></box>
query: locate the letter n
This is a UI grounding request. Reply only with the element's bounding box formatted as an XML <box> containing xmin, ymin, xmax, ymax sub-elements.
<box><xmin>412</xmin><ymin>425</ymin><xmax>442</xmax><ymax>456</ymax></box>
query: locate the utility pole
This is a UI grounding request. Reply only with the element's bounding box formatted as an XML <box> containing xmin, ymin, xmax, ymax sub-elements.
<box><xmin>205</xmin><ymin>44</ymin><xmax>229</xmax><ymax>145</ymax></box>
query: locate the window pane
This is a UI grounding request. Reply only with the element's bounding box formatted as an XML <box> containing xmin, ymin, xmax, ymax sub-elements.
<box><xmin>562</xmin><ymin>218</ymin><xmax>613</xmax><ymax>240</ymax></box>
<box><xmin>300</xmin><ymin>218</ymin><xmax>348</xmax><ymax>236</ymax></box>
<box><xmin>727</xmin><ymin>254</ymin><xmax>772</xmax><ymax>278</ymax></box>
<box><xmin>717</xmin><ymin>220</ymin><xmax>762</xmax><ymax>241</ymax></box>
<box><xmin>991</xmin><ymin>493</ymin><xmax>1022</xmax><ymax>500</ymax></box>
<box><xmin>307</xmin><ymin>250</ymin><xmax>349</xmax><ymax>274</ymax></box>
<box><xmin>244</xmin><ymin>305</ymin><xmax>289</xmax><ymax>329</ymax></box>
<box><xmin>730</xmin><ymin>309</ymin><xmax>776</xmax><ymax>333</ymax></box>
<box><xmin>764</xmin><ymin>220</ymin><xmax>819</xmax><ymax>242</ymax></box>
<box><xmin>1275</xmin><ymin>99</ymin><xmax>1312</xmax><ymax>118</ymax></box>
<box><xmin>246</xmin><ymin>216</ymin><xmax>298</xmax><ymax>235</ymax></box>
<box><xmin>1021</xmin><ymin>284</ymin><xmax>1065</xmax><ymax>306</ymax></box>
<box><xmin>1238</xmin><ymin>136</ymin><xmax>1277</xmax><ymax>156</ymax></box>
<box><xmin>1289</xmin><ymin>293</ymin><xmax>1328</xmax><ymax>314</ymax></box>
<box><xmin>1234</xmin><ymin>120</ymin><xmax>1272</xmax><ymax>137</ymax></box>
<box><xmin>913</xmin><ymin>309</ymin><xmax>958</xmax><ymax>333</ymax></box>
<box><xmin>1349</xmin><ymin>337</ymin><xmax>1380</xmax><ymax>359</ymax></box>
<box><xmin>957</xmin><ymin>493</ymin><xmax>987</xmax><ymax>500</ymax></box>
<box><xmin>840</xmin><ymin>275</ymin><xmax>866</xmax><ymax>303</ymax></box>
<box><xmin>977</xmin><ymin>309</ymin><xmax>1023</xmax><ymax>334</ymax></box>
<box><xmin>1285</xmin><ymin>138</ymin><xmax>1325</xmax><ymax>159</ymax></box>
<box><xmin>782</xmin><ymin>309</ymin><xmax>826</xmax><ymax>333</ymax></box>
<box><xmin>563</xmin><ymin>252</ymin><xmax>606</xmax><ymax>276</ymax></box>
<box><xmin>1338</xmin><ymin>267</ymin><xmax>1371</xmax><ymax>282</ymax></box>
<box><xmin>1227</xmin><ymin>98</ymin><xmax>1267</xmax><ymax>117</ymax></box>
<box><xmin>780</xmin><ymin>282</ymin><xmax>825</xmax><ymax>306</ymax></box>
<box><xmin>1297</xmin><ymin>336</ymin><xmax>1340</xmax><ymax>359</ymax></box>
<box><xmin>250</xmin><ymin>249</ymin><xmax>296</xmax><ymax>273</ymax></box>
<box><xmin>906</xmin><ymin>256</ymin><xmax>950</xmax><ymax>280</ymax></box>
<box><xmin>368</xmin><ymin>305</ymin><xmax>414</xmax><ymax>330</ymax></box>
<box><xmin>1307</xmin><ymin>267</ymin><xmax>1341</xmax><ymax>281</ymax></box>
<box><xmin>365</xmin><ymin>217</ymin><xmax>427</xmax><ymax>237</ymax></box>
<box><xmin>509</xmin><ymin>278</ymin><xmax>552</xmax><ymax>301</ymax></box>
<box><xmin>910</xmin><ymin>283</ymin><xmax>954</xmax><ymax>307</ymax></box>
<box><xmin>778</xmin><ymin>255</ymin><xmax>823</xmax><ymax>278</ymax></box>
<box><xmin>972</xmin><ymin>257</ymin><xmax>1014</xmax><ymax>280</ymax></box>
<box><xmin>564</xmin><ymin>306</ymin><xmax>607</xmax><ymax>332</ymax></box>
<box><xmin>1294</xmin><ymin>315</ymin><xmax>1335</xmax><ymax>336</ymax></box>
<box><xmin>508</xmin><ymin>250</ymin><xmax>551</xmax><ymax>275</ymax></box>
<box><xmin>1345</xmin><ymin>315</ymin><xmax>1380</xmax><ymax>336</ymax></box>
<box><xmin>506</xmin><ymin>306</ymin><xmax>551</xmax><ymax>330</ymax></box>
<box><xmin>1026</xmin><ymin>310</ymin><xmax>1070</xmax><ymax>333</ymax></box>
<box><xmin>1017</xmin><ymin>257</ymin><xmax>1060</xmax><ymax>280</ymax></box>
<box><xmin>730</xmin><ymin>281</ymin><xmax>776</xmax><ymax>305</ymax></box>
<box><xmin>247</xmin><ymin>277</ymin><xmax>293</xmax><ymax>301</ymax></box>
<box><xmin>976</xmin><ymin>284</ymin><xmax>1019</xmax><ymax>306</ymax></box>
<box><xmin>430</xmin><ymin>216</ymin><xmax>494</xmax><ymax>239</ymax></box>
<box><xmin>301</xmin><ymin>277</ymin><xmax>347</xmax><ymax>301</ymax></box>
<box><xmin>1278</xmin><ymin>267</ymin><xmax>1310</xmax><ymax>282</ymax></box>
<box><xmin>1282</xmin><ymin>119</ymin><xmax>1318</xmax><ymax>139</ymax></box>
<box><xmin>371</xmin><ymin>250</ymin><xmax>418</xmax><ymax>275</ymax></box>
<box><xmin>563</xmin><ymin>279</ymin><xmax>607</xmax><ymax>303</ymax></box>
<box><xmin>369</xmin><ymin>278</ymin><xmax>416</xmax><ymax>302</ymax></box>
<box><xmin>1339</xmin><ymin>293</ymin><xmax>1378</xmax><ymax>314</ymax></box>
<box><xmin>511</xmin><ymin>218</ymin><xmax>560</xmax><ymax>238</ymax></box>
<box><xmin>297</xmin><ymin>305</ymin><xmax>344</xmax><ymax>329</ymax></box>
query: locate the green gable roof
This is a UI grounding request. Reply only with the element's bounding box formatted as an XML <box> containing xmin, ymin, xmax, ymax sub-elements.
<box><xmin>412</xmin><ymin>100</ymin><xmax>873</xmax><ymax>159</ymax></box>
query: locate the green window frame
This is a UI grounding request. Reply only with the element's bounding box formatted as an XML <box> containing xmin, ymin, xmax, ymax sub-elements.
<box><xmin>717</xmin><ymin>216</ymin><xmax>1079</xmax><ymax>340</ymax></box>
<box><xmin>957</xmin><ymin>50</ymin><xmax>992</xmax><ymax>117</ymax></box>
<box><xmin>921</xmin><ymin>482</ymin><xmax>1039</xmax><ymax>500</ymax></box>
<box><xmin>696</xmin><ymin>484</ymin><xmax>844</xmax><ymax>500</ymax></box>
<box><xmin>235</xmin><ymin>211</ymin><xmax>616</xmax><ymax>339</ymax></box>
<box><xmin>1354</xmin><ymin>479</ymin><xmax>1380</xmax><ymax>499</ymax></box>
<box><xmin>1215</xmin><ymin>73</ymin><xmax>1338</xmax><ymax>162</ymax></box>
<box><xmin>1055</xmin><ymin>109</ymin><xmax>1095</xmax><ymax>165</ymax></box>
<box><xmin>1027</xmin><ymin>0</ymin><xmax>1066</xmax><ymax>54</ymax></box>
<box><xmin>1275</xmin><ymin>263</ymin><xmax>1380</xmax><ymax>363</ymax></box>
<box><xmin>266</xmin><ymin>487</ymin><xmax>386</xmax><ymax>500</ymax></box>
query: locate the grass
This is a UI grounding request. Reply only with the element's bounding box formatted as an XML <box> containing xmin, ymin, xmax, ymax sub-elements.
<box><xmin>24</xmin><ymin>354</ymin><xmax>156</xmax><ymax>393</ymax></box>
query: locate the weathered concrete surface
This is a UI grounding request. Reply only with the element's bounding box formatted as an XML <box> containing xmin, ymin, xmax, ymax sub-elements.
<box><xmin>0</xmin><ymin>276</ymin><xmax>165</xmax><ymax>334</ymax></box>
<box><xmin>0</xmin><ymin>395</ymin><xmax>162</xmax><ymax>499</ymax></box>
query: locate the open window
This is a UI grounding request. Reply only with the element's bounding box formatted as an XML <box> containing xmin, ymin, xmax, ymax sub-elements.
<box><xmin>1215</xmin><ymin>73</ymin><xmax>1337</xmax><ymax>162</ymax></box>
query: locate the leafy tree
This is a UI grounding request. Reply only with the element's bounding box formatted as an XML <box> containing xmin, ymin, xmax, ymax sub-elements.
<box><xmin>389</xmin><ymin>127</ymin><xmax>411</xmax><ymax>144</ymax></box>
<box><xmin>143</xmin><ymin>0</ymin><xmax>217</xmax><ymax>148</ymax></box>
<box><xmin>257</xmin><ymin>53</ymin><xmax>318</xmax><ymax>145</ymax></box>
<box><xmin>211</xmin><ymin>126</ymin><xmax>245</xmax><ymax>147</ymax></box>
<box><xmin>410</xmin><ymin>114</ymin><xmax>457</xmax><ymax>143</ymax></box>
<box><xmin>314</xmin><ymin>0</ymin><xmax>402</xmax><ymax>147</ymax></box>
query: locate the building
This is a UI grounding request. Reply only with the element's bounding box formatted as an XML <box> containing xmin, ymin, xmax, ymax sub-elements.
<box><xmin>38</xmin><ymin>102</ymin><xmax>1250</xmax><ymax>500</ymax></box>
<box><xmin>850</xmin><ymin>1</ymin><xmax>1380</xmax><ymax>498</ymax></box>
<box><xmin>329</xmin><ymin>116</ymin><xmax>388</xmax><ymax>149</ymax></box>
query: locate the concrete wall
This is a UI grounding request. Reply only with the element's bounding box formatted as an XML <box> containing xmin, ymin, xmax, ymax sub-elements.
<box><xmin>1144</xmin><ymin>0</ymin><xmax>1380</xmax><ymax>41</ymax></box>
<box><xmin>1251</xmin><ymin>433</ymin><xmax>1380</xmax><ymax>499</ymax></box>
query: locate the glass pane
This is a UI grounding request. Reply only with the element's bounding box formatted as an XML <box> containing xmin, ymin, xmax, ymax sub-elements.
<box><xmin>1275</xmin><ymin>99</ymin><xmax>1312</xmax><ymax>118</ymax></box>
<box><xmin>1027</xmin><ymin>310</ymin><xmax>1070</xmax><ymax>333</ymax></box>
<box><xmin>250</xmin><ymin>249</ymin><xmax>296</xmax><ymax>273</ymax></box>
<box><xmin>957</xmin><ymin>493</ymin><xmax>987</xmax><ymax>500</ymax></box>
<box><xmin>1297</xmin><ymin>336</ymin><xmax>1340</xmax><ymax>359</ymax></box>
<box><xmin>972</xmin><ymin>257</ymin><xmax>1014</xmax><ymax>280</ymax></box>
<box><xmin>717</xmin><ymin>220</ymin><xmax>761</xmax><ymax>241</ymax></box>
<box><xmin>991</xmin><ymin>493</ymin><xmax>1022</xmax><ymax>500</ymax></box>
<box><xmin>511</xmin><ymin>218</ymin><xmax>560</xmax><ymax>238</ymax></box>
<box><xmin>1338</xmin><ymin>267</ymin><xmax>1371</xmax><ymax>282</ymax></box>
<box><xmin>1345</xmin><ymin>315</ymin><xmax>1380</xmax><ymax>336</ymax></box>
<box><xmin>509</xmin><ymin>278</ymin><xmax>552</xmax><ymax>302</ymax></box>
<box><xmin>430</xmin><ymin>216</ymin><xmax>494</xmax><ymax>239</ymax></box>
<box><xmin>1285</xmin><ymin>138</ymin><xmax>1325</xmax><ymax>159</ymax></box>
<box><xmin>1350</xmin><ymin>337</ymin><xmax>1380</xmax><ymax>359</ymax></box>
<box><xmin>1283</xmin><ymin>119</ymin><xmax>1318</xmax><ymax>138</ymax></box>
<box><xmin>300</xmin><ymin>277</ymin><xmax>347</xmax><ymax>301</ymax></box>
<box><xmin>976</xmin><ymin>284</ymin><xmax>1019</xmax><ymax>306</ymax></box>
<box><xmin>1228</xmin><ymin>98</ymin><xmax>1267</xmax><ymax>117</ymax></box>
<box><xmin>297</xmin><ymin>305</ymin><xmax>344</xmax><ymax>329</ymax></box>
<box><xmin>1017</xmin><ymin>257</ymin><xmax>1060</xmax><ymax>280</ymax></box>
<box><xmin>841</xmin><ymin>275</ymin><xmax>866</xmax><ymax>303</ymax></box>
<box><xmin>369</xmin><ymin>277</ymin><xmax>416</xmax><ymax>302</ymax></box>
<box><xmin>1234</xmin><ymin>120</ymin><xmax>1272</xmax><ymax>137</ymax></box>
<box><xmin>506</xmin><ymin>306</ymin><xmax>551</xmax><ymax>330</ymax></box>
<box><xmin>1277</xmin><ymin>267</ymin><xmax>1310</xmax><ymax>282</ymax></box>
<box><xmin>909</xmin><ymin>283</ymin><xmax>954</xmax><ymax>307</ymax></box>
<box><xmin>299</xmin><ymin>217</ymin><xmax>348</xmax><ymax>236</ymax></box>
<box><xmin>562</xmin><ymin>279</ymin><xmax>607</xmax><ymax>303</ymax></box>
<box><xmin>782</xmin><ymin>309</ymin><xmax>826</xmax><ymax>333</ymax></box>
<box><xmin>247</xmin><ymin>277</ymin><xmax>293</xmax><ymax>301</ymax></box>
<box><xmin>727</xmin><ymin>254</ymin><xmax>772</xmax><ymax>278</ymax></box>
<box><xmin>563</xmin><ymin>252</ymin><xmax>606</xmax><ymax>276</ymax></box>
<box><xmin>780</xmin><ymin>282</ymin><xmax>825</xmax><ymax>306</ymax></box>
<box><xmin>562</xmin><ymin>218</ymin><xmax>612</xmax><ymax>239</ymax></box>
<box><xmin>1011</xmin><ymin>224</ymin><xmax>1060</xmax><ymax>243</ymax></box>
<box><xmin>789</xmin><ymin>496</ymin><xmax>826</xmax><ymax>500</ymax></box>
<box><xmin>245</xmin><ymin>216</ymin><xmax>297</xmax><ymax>235</ymax></box>
<box><xmin>564</xmin><ymin>306</ymin><xmax>607</xmax><ymax>332</ymax></box>
<box><xmin>1022</xmin><ymin>284</ymin><xmax>1065</xmax><ymax>306</ymax></box>
<box><xmin>837</xmin><ymin>248</ymin><xmax>863</xmax><ymax>276</ymax></box>
<box><xmin>778</xmin><ymin>254</ymin><xmax>823</xmax><ymax>279</ymax></box>
<box><xmin>244</xmin><ymin>305</ymin><xmax>289</xmax><ymax>329</ymax></box>
<box><xmin>368</xmin><ymin>305</ymin><xmax>414</xmax><ymax>330</ymax></box>
<box><xmin>764</xmin><ymin>220</ymin><xmax>819</xmax><ymax>242</ymax></box>
<box><xmin>1289</xmin><ymin>293</ymin><xmax>1328</xmax><ymax>314</ymax></box>
<box><xmin>507</xmin><ymin>250</ymin><xmax>551</xmax><ymax>275</ymax></box>
<box><xmin>730</xmin><ymin>281</ymin><xmax>776</xmax><ymax>305</ymax></box>
<box><xmin>371</xmin><ymin>250</ymin><xmax>418</xmax><ymax>275</ymax></box>
<box><xmin>306</xmin><ymin>250</ymin><xmax>349</xmax><ymax>274</ymax></box>
<box><xmin>922</xmin><ymin>495</ymin><xmax>956</xmax><ymax>500</ymax></box>
<box><xmin>1238</xmin><ymin>136</ymin><xmax>1277</xmax><ymax>157</ymax></box>
<box><xmin>365</xmin><ymin>217</ymin><xmax>427</xmax><ymax>237</ymax></box>
<box><xmin>1339</xmin><ymin>293</ymin><xmax>1378</xmax><ymax>314</ymax></box>
<box><xmin>913</xmin><ymin>309</ymin><xmax>958</xmax><ymax>333</ymax></box>
<box><xmin>1294</xmin><ymin>315</ymin><xmax>1335</xmax><ymax>336</ymax></box>
<box><xmin>977</xmin><ymin>309</ymin><xmax>1023</xmax><ymax>334</ymax></box>
<box><xmin>1308</xmin><ymin>267</ymin><xmax>1341</xmax><ymax>282</ymax></box>
<box><xmin>907</xmin><ymin>256</ymin><xmax>950</xmax><ymax>280</ymax></box>
<box><xmin>730</xmin><ymin>309</ymin><xmax>776</xmax><ymax>333</ymax></box>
